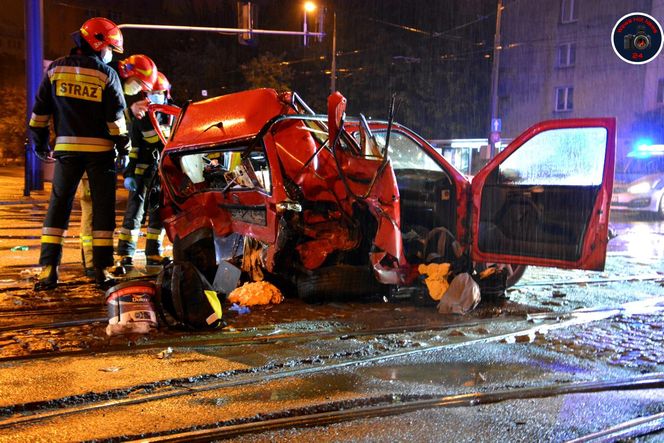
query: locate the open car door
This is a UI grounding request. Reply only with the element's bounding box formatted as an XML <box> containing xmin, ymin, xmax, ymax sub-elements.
<box><xmin>471</xmin><ymin>118</ymin><xmax>616</xmax><ymax>271</ymax></box>
<box><xmin>147</xmin><ymin>103</ymin><xmax>181</xmax><ymax>145</ymax></box>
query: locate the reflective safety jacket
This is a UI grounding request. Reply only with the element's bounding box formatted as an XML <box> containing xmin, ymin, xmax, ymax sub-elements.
<box><xmin>125</xmin><ymin>107</ymin><xmax>169</xmax><ymax>179</ymax></box>
<box><xmin>28</xmin><ymin>49</ymin><xmax>128</xmax><ymax>154</ymax></box>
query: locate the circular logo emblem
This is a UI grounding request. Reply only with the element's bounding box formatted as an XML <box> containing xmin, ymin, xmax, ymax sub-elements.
<box><xmin>612</xmin><ymin>12</ymin><xmax>663</xmax><ymax>64</ymax></box>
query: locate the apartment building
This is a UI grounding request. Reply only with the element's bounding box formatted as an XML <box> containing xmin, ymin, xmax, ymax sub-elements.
<box><xmin>498</xmin><ymin>0</ymin><xmax>664</xmax><ymax>161</ymax></box>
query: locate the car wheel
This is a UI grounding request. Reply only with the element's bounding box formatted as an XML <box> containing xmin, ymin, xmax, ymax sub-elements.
<box><xmin>173</xmin><ymin>234</ymin><xmax>217</xmax><ymax>283</ymax></box>
<box><xmin>505</xmin><ymin>264</ymin><xmax>527</xmax><ymax>287</ymax></box>
<box><xmin>296</xmin><ymin>265</ymin><xmax>385</xmax><ymax>303</ymax></box>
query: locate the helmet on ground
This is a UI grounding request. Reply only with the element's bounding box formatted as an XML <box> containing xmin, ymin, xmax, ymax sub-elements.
<box><xmin>118</xmin><ymin>54</ymin><xmax>159</xmax><ymax>92</ymax></box>
<box><xmin>80</xmin><ymin>17</ymin><xmax>123</xmax><ymax>53</ymax></box>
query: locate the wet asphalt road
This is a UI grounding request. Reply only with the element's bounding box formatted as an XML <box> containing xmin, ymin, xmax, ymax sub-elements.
<box><xmin>0</xmin><ymin>168</ymin><xmax>663</xmax><ymax>441</ymax></box>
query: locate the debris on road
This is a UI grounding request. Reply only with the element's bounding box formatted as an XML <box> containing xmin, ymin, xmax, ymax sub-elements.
<box><xmin>228</xmin><ymin>281</ymin><xmax>283</xmax><ymax>307</ymax></box>
<box><xmin>105</xmin><ymin>281</ymin><xmax>158</xmax><ymax>336</ymax></box>
<box><xmin>437</xmin><ymin>273</ymin><xmax>480</xmax><ymax>315</ymax></box>
<box><xmin>10</xmin><ymin>246</ymin><xmax>29</xmax><ymax>251</ymax></box>
<box><xmin>418</xmin><ymin>263</ymin><xmax>451</xmax><ymax>300</ymax></box>
<box><xmin>229</xmin><ymin>303</ymin><xmax>251</xmax><ymax>315</ymax></box>
<box><xmin>157</xmin><ymin>347</ymin><xmax>173</xmax><ymax>359</ymax></box>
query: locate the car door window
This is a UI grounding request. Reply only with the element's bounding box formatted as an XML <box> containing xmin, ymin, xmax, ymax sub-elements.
<box><xmin>498</xmin><ymin>127</ymin><xmax>607</xmax><ymax>186</ymax></box>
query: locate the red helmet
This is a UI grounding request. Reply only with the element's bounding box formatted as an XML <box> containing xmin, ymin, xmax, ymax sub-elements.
<box><xmin>118</xmin><ymin>54</ymin><xmax>159</xmax><ymax>91</ymax></box>
<box><xmin>153</xmin><ymin>72</ymin><xmax>171</xmax><ymax>95</ymax></box>
<box><xmin>80</xmin><ymin>17</ymin><xmax>123</xmax><ymax>53</ymax></box>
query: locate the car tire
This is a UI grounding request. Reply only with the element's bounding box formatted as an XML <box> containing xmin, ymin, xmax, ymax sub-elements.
<box><xmin>506</xmin><ymin>264</ymin><xmax>527</xmax><ymax>287</ymax></box>
<box><xmin>296</xmin><ymin>265</ymin><xmax>385</xmax><ymax>303</ymax></box>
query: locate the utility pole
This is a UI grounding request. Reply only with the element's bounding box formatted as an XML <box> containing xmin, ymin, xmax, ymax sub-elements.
<box><xmin>330</xmin><ymin>12</ymin><xmax>337</xmax><ymax>92</ymax></box>
<box><xmin>488</xmin><ymin>0</ymin><xmax>503</xmax><ymax>159</ymax></box>
<box><xmin>24</xmin><ymin>0</ymin><xmax>44</xmax><ymax>196</ymax></box>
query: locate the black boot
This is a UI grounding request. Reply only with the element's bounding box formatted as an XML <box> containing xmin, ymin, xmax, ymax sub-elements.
<box><xmin>34</xmin><ymin>265</ymin><xmax>58</xmax><ymax>291</ymax></box>
<box><xmin>113</xmin><ymin>256</ymin><xmax>133</xmax><ymax>276</ymax></box>
<box><xmin>146</xmin><ymin>255</ymin><xmax>172</xmax><ymax>266</ymax></box>
<box><xmin>94</xmin><ymin>267</ymin><xmax>116</xmax><ymax>289</ymax></box>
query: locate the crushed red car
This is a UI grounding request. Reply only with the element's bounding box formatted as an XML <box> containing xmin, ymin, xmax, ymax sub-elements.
<box><xmin>150</xmin><ymin>88</ymin><xmax>616</xmax><ymax>301</ymax></box>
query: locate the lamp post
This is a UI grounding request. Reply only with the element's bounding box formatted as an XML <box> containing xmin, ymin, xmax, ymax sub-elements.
<box><xmin>303</xmin><ymin>1</ymin><xmax>316</xmax><ymax>46</ymax></box>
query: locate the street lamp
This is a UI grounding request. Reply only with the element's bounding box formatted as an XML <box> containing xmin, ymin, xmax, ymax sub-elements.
<box><xmin>303</xmin><ymin>1</ymin><xmax>317</xmax><ymax>46</ymax></box>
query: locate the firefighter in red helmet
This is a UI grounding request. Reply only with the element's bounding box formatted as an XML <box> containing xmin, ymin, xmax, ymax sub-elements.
<box><xmin>30</xmin><ymin>17</ymin><xmax>128</xmax><ymax>290</ymax></box>
<box><xmin>79</xmin><ymin>54</ymin><xmax>159</xmax><ymax>278</ymax></box>
<box><xmin>117</xmin><ymin>72</ymin><xmax>174</xmax><ymax>272</ymax></box>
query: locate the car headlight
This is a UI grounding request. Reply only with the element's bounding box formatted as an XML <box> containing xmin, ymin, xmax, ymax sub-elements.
<box><xmin>627</xmin><ymin>181</ymin><xmax>653</xmax><ymax>194</ymax></box>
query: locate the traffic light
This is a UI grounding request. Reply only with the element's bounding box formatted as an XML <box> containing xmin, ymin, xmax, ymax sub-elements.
<box><xmin>237</xmin><ymin>1</ymin><xmax>258</xmax><ymax>46</ymax></box>
<box><xmin>303</xmin><ymin>3</ymin><xmax>325</xmax><ymax>46</ymax></box>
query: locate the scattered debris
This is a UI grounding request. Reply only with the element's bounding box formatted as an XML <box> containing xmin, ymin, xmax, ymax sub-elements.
<box><xmin>229</xmin><ymin>303</ymin><xmax>251</xmax><ymax>315</ymax></box>
<box><xmin>99</xmin><ymin>367</ymin><xmax>122</xmax><ymax>373</ymax></box>
<box><xmin>228</xmin><ymin>281</ymin><xmax>283</xmax><ymax>306</ymax></box>
<box><xmin>437</xmin><ymin>273</ymin><xmax>480</xmax><ymax>315</ymax></box>
<box><xmin>515</xmin><ymin>333</ymin><xmax>536</xmax><ymax>343</ymax></box>
<box><xmin>10</xmin><ymin>246</ymin><xmax>29</xmax><ymax>251</ymax></box>
<box><xmin>157</xmin><ymin>347</ymin><xmax>173</xmax><ymax>359</ymax></box>
<box><xmin>552</xmin><ymin>290</ymin><xmax>566</xmax><ymax>298</ymax></box>
<box><xmin>418</xmin><ymin>263</ymin><xmax>451</xmax><ymax>300</ymax></box>
<box><xmin>448</xmin><ymin>329</ymin><xmax>466</xmax><ymax>337</ymax></box>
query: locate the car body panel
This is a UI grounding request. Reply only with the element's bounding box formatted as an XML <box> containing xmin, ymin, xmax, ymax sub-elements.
<box><xmin>470</xmin><ymin>118</ymin><xmax>616</xmax><ymax>271</ymax></box>
<box><xmin>159</xmin><ymin>90</ymin><xmax>407</xmax><ymax>283</ymax></box>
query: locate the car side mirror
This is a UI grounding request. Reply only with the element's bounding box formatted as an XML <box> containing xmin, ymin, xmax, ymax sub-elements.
<box><xmin>327</xmin><ymin>91</ymin><xmax>347</xmax><ymax>147</ymax></box>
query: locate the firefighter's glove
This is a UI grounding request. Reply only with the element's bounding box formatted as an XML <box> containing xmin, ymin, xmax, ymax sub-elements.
<box><xmin>115</xmin><ymin>154</ymin><xmax>129</xmax><ymax>173</ymax></box>
<box><xmin>113</xmin><ymin>135</ymin><xmax>131</xmax><ymax>157</ymax></box>
<box><xmin>34</xmin><ymin>144</ymin><xmax>55</xmax><ymax>163</ymax></box>
<box><xmin>123</xmin><ymin>177</ymin><xmax>137</xmax><ymax>192</ymax></box>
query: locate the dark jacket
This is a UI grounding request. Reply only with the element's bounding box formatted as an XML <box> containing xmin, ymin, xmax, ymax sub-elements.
<box><xmin>28</xmin><ymin>42</ymin><xmax>128</xmax><ymax>155</ymax></box>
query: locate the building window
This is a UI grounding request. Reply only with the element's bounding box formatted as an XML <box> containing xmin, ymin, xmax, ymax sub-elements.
<box><xmin>555</xmin><ymin>87</ymin><xmax>574</xmax><ymax>111</ymax></box>
<box><xmin>561</xmin><ymin>0</ymin><xmax>577</xmax><ymax>23</ymax></box>
<box><xmin>657</xmin><ymin>78</ymin><xmax>664</xmax><ymax>104</ymax></box>
<box><xmin>557</xmin><ymin>43</ymin><xmax>576</xmax><ymax>67</ymax></box>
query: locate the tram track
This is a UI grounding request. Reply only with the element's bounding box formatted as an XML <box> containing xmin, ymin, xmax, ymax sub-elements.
<box><xmin>1</xmin><ymin>298</ymin><xmax>659</xmax><ymax>431</ymax></box>
<box><xmin>117</xmin><ymin>374</ymin><xmax>664</xmax><ymax>442</ymax></box>
<box><xmin>0</xmin><ymin>294</ymin><xmax>662</xmax><ymax>364</ymax></box>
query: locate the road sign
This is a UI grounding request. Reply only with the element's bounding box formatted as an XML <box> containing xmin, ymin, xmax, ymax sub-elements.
<box><xmin>491</xmin><ymin>118</ymin><xmax>502</xmax><ymax>132</ymax></box>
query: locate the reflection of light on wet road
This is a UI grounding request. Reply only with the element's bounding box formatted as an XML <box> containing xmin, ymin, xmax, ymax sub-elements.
<box><xmin>608</xmin><ymin>215</ymin><xmax>664</xmax><ymax>258</ymax></box>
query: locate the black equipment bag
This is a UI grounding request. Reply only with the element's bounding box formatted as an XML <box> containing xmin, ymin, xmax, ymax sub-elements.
<box><xmin>155</xmin><ymin>261</ymin><xmax>224</xmax><ymax>329</ymax></box>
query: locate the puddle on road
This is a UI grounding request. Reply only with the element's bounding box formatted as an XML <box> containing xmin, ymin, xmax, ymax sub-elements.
<box><xmin>201</xmin><ymin>361</ymin><xmax>553</xmax><ymax>409</ymax></box>
<box><xmin>357</xmin><ymin>361</ymin><xmax>548</xmax><ymax>388</ymax></box>
<box><xmin>201</xmin><ymin>373</ymin><xmax>363</xmax><ymax>406</ymax></box>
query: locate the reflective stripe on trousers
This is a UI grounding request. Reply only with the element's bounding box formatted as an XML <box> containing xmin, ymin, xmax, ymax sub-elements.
<box><xmin>40</xmin><ymin>152</ymin><xmax>116</xmax><ymax>268</ymax></box>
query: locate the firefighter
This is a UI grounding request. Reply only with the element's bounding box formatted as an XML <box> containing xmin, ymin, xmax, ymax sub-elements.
<box><xmin>30</xmin><ymin>17</ymin><xmax>128</xmax><ymax>290</ymax></box>
<box><xmin>78</xmin><ymin>54</ymin><xmax>158</xmax><ymax>278</ymax></box>
<box><xmin>117</xmin><ymin>72</ymin><xmax>173</xmax><ymax>271</ymax></box>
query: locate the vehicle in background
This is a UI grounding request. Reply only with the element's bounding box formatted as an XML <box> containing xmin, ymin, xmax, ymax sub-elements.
<box><xmin>428</xmin><ymin>138</ymin><xmax>512</xmax><ymax>178</ymax></box>
<box><xmin>152</xmin><ymin>89</ymin><xmax>616</xmax><ymax>302</ymax></box>
<box><xmin>611</xmin><ymin>144</ymin><xmax>664</xmax><ymax>218</ymax></box>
